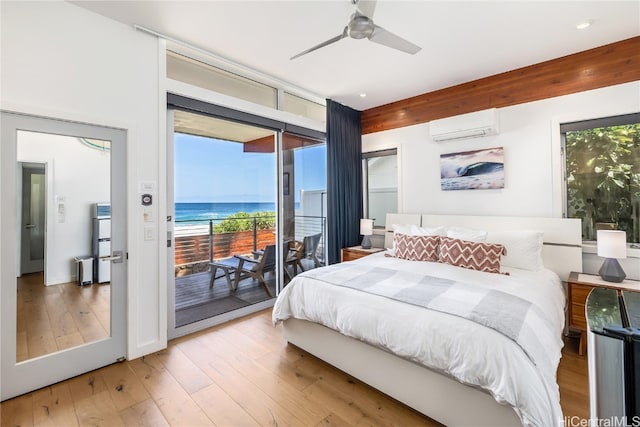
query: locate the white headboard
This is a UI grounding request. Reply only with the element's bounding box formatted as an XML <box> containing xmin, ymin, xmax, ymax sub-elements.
<box><xmin>385</xmin><ymin>213</ymin><xmax>582</xmax><ymax>281</ymax></box>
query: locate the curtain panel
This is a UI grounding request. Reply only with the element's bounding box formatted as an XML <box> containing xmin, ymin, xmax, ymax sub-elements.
<box><xmin>326</xmin><ymin>99</ymin><xmax>363</xmax><ymax>264</ymax></box>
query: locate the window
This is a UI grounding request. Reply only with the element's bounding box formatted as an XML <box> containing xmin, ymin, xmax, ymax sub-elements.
<box><xmin>166</xmin><ymin>51</ymin><xmax>327</xmax><ymax>123</ymax></box>
<box><xmin>363</xmin><ymin>149</ymin><xmax>398</xmax><ymax>229</ymax></box>
<box><xmin>563</xmin><ymin>113</ymin><xmax>640</xmax><ymax>243</ymax></box>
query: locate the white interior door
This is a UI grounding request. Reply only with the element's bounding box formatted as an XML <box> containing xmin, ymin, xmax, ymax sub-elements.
<box><xmin>1</xmin><ymin>112</ymin><xmax>127</xmax><ymax>400</ymax></box>
<box><xmin>20</xmin><ymin>163</ymin><xmax>46</xmax><ymax>275</ymax></box>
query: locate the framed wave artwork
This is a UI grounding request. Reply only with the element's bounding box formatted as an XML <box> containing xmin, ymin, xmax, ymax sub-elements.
<box><xmin>440</xmin><ymin>147</ymin><xmax>504</xmax><ymax>191</ymax></box>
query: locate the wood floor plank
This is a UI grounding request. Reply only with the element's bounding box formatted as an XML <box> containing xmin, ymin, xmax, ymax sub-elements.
<box><xmin>128</xmin><ymin>355</ymin><xmax>213</xmax><ymax>426</ymax></box>
<box><xmin>66</xmin><ymin>371</ymin><xmax>109</xmax><ymax>404</ymax></box>
<box><xmin>191</xmin><ymin>383</ymin><xmax>260</xmax><ymax>427</ymax></box>
<box><xmin>201</xmin><ymin>331</ymin><xmax>331</xmax><ymax>425</ymax></box>
<box><xmin>179</xmin><ymin>336</ymin><xmax>305</xmax><ymax>426</ymax></box>
<box><xmin>31</xmin><ymin>384</ymin><xmax>79</xmax><ymax>427</ymax></box>
<box><xmin>1</xmin><ymin>393</ymin><xmax>34</xmax><ymax>427</ymax></box>
<box><xmin>118</xmin><ymin>398</ymin><xmax>170</xmax><ymax>427</ymax></box>
<box><xmin>153</xmin><ymin>345</ymin><xmax>214</xmax><ymax>395</ymax></box>
<box><xmin>100</xmin><ymin>362</ymin><xmax>151</xmax><ymax>412</ymax></box>
<box><xmin>254</xmin><ymin>347</ymin><xmax>321</xmax><ymax>391</ymax></box>
<box><xmin>72</xmin><ymin>390</ymin><xmax>124</xmax><ymax>427</ymax></box>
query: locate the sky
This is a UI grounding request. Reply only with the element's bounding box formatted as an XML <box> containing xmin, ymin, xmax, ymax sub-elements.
<box><xmin>175</xmin><ymin>133</ymin><xmax>326</xmax><ymax>203</ymax></box>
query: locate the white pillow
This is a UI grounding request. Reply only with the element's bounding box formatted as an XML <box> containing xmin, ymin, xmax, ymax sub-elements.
<box><xmin>486</xmin><ymin>230</ymin><xmax>544</xmax><ymax>271</ymax></box>
<box><xmin>391</xmin><ymin>224</ymin><xmax>414</xmax><ymax>235</ymax></box>
<box><xmin>446</xmin><ymin>226</ymin><xmax>488</xmax><ymax>242</ymax></box>
<box><xmin>412</xmin><ymin>225</ymin><xmax>448</xmax><ymax>236</ymax></box>
<box><xmin>388</xmin><ymin>224</ymin><xmax>447</xmax><ymax>253</ymax></box>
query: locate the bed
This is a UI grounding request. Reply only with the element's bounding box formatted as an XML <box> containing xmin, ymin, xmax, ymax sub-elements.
<box><xmin>272</xmin><ymin>214</ymin><xmax>582</xmax><ymax>427</ymax></box>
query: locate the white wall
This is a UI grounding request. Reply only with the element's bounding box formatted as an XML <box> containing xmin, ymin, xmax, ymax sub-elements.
<box><xmin>1</xmin><ymin>1</ymin><xmax>164</xmax><ymax>358</ymax></box>
<box><xmin>17</xmin><ymin>132</ymin><xmax>110</xmax><ymax>285</ymax></box>
<box><xmin>363</xmin><ymin>81</ymin><xmax>640</xmax><ymax>277</ymax></box>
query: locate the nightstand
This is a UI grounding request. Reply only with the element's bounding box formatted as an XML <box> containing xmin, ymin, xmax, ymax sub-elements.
<box><xmin>341</xmin><ymin>246</ymin><xmax>384</xmax><ymax>262</ymax></box>
<box><xmin>567</xmin><ymin>271</ymin><xmax>640</xmax><ymax>355</ymax></box>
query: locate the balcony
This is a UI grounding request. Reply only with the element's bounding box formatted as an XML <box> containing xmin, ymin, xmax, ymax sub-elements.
<box><xmin>174</xmin><ymin>214</ymin><xmax>325</xmax><ymax>327</ymax></box>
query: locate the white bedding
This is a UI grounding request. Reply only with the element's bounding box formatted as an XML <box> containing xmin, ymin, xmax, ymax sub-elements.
<box><xmin>272</xmin><ymin>252</ymin><xmax>566</xmax><ymax>427</ymax></box>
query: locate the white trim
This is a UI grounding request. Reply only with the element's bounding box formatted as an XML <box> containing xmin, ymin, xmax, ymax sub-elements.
<box><xmin>166</xmin><ymin>79</ymin><xmax>325</xmax><ymax>133</ymax></box>
<box><xmin>157</xmin><ymin>38</ymin><xmax>169</xmax><ymax>353</ymax></box>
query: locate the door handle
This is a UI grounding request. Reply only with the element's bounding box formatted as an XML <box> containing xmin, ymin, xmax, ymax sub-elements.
<box><xmin>25</xmin><ymin>224</ymin><xmax>36</xmax><ymax>229</ymax></box>
<box><xmin>100</xmin><ymin>250</ymin><xmax>124</xmax><ymax>263</ymax></box>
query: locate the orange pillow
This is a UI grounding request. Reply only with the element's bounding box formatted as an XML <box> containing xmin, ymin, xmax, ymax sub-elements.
<box><xmin>438</xmin><ymin>236</ymin><xmax>506</xmax><ymax>274</ymax></box>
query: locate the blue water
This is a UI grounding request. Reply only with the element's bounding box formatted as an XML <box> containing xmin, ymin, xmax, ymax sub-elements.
<box><xmin>175</xmin><ymin>202</ymin><xmax>277</xmax><ymax>226</ymax></box>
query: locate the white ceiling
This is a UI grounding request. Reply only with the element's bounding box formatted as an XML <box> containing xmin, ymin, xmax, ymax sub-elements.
<box><xmin>71</xmin><ymin>1</ymin><xmax>639</xmax><ymax>111</ymax></box>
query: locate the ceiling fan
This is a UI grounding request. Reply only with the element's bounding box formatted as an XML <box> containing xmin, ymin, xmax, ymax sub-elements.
<box><xmin>290</xmin><ymin>0</ymin><xmax>422</xmax><ymax>60</ymax></box>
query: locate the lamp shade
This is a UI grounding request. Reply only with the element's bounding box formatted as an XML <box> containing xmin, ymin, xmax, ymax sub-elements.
<box><xmin>597</xmin><ymin>230</ymin><xmax>627</xmax><ymax>259</ymax></box>
<box><xmin>360</xmin><ymin>218</ymin><xmax>374</xmax><ymax>236</ymax></box>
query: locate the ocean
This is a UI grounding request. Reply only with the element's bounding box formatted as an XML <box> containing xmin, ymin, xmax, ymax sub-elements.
<box><xmin>175</xmin><ymin>202</ymin><xmax>276</xmax><ymax>226</ymax></box>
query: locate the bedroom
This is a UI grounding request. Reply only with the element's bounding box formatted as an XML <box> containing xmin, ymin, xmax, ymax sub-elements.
<box><xmin>1</xmin><ymin>0</ymin><xmax>639</xmax><ymax>425</ymax></box>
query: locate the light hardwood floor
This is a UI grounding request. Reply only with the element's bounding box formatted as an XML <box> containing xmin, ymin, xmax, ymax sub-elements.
<box><xmin>1</xmin><ymin>309</ymin><xmax>588</xmax><ymax>426</ymax></box>
<box><xmin>16</xmin><ymin>273</ymin><xmax>110</xmax><ymax>362</ymax></box>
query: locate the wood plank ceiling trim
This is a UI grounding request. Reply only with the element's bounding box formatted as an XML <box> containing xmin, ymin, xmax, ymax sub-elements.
<box><xmin>361</xmin><ymin>36</ymin><xmax>640</xmax><ymax>135</ymax></box>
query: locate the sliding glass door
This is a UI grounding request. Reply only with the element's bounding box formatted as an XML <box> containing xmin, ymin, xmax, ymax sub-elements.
<box><xmin>166</xmin><ymin>94</ymin><xmax>326</xmax><ymax>338</ymax></box>
<box><xmin>168</xmin><ymin>110</ymin><xmax>279</xmax><ymax>335</ymax></box>
<box><xmin>282</xmin><ymin>132</ymin><xmax>327</xmax><ymax>272</ymax></box>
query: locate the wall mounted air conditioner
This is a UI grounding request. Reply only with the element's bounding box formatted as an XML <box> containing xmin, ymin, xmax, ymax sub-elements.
<box><xmin>429</xmin><ymin>108</ymin><xmax>499</xmax><ymax>142</ymax></box>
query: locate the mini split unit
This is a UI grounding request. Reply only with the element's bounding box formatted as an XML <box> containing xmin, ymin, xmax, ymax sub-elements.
<box><xmin>429</xmin><ymin>108</ymin><xmax>499</xmax><ymax>142</ymax></box>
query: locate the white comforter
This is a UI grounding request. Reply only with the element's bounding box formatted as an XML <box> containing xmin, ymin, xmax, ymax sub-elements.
<box><xmin>272</xmin><ymin>252</ymin><xmax>565</xmax><ymax>427</ymax></box>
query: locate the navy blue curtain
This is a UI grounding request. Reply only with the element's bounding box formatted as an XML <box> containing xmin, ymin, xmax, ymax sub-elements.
<box><xmin>326</xmin><ymin>99</ymin><xmax>363</xmax><ymax>264</ymax></box>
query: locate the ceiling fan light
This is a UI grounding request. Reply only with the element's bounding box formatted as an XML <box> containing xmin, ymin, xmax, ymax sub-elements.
<box><xmin>348</xmin><ymin>15</ymin><xmax>374</xmax><ymax>39</ymax></box>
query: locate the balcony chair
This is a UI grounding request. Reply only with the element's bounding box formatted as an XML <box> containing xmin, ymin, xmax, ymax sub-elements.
<box><xmin>209</xmin><ymin>242</ymin><xmax>291</xmax><ymax>298</ymax></box>
<box><xmin>286</xmin><ymin>232</ymin><xmax>323</xmax><ymax>276</ymax></box>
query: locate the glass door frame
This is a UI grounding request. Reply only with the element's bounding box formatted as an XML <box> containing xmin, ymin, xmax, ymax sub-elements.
<box><xmin>1</xmin><ymin>111</ymin><xmax>127</xmax><ymax>401</ymax></box>
<box><xmin>166</xmin><ymin>107</ymin><xmax>283</xmax><ymax>339</ymax></box>
<box><xmin>165</xmin><ymin>94</ymin><xmax>325</xmax><ymax>339</ymax></box>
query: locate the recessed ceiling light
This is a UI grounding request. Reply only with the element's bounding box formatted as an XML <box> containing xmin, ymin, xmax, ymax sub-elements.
<box><xmin>359</xmin><ymin>93</ymin><xmax>367</xmax><ymax>98</ymax></box>
<box><xmin>576</xmin><ymin>20</ymin><xmax>593</xmax><ymax>30</ymax></box>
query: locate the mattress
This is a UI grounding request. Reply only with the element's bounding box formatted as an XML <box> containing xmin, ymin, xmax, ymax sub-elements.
<box><xmin>272</xmin><ymin>252</ymin><xmax>566</xmax><ymax>427</ymax></box>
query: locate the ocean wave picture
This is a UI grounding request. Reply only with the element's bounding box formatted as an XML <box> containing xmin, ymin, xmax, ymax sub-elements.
<box><xmin>440</xmin><ymin>147</ymin><xmax>504</xmax><ymax>191</ymax></box>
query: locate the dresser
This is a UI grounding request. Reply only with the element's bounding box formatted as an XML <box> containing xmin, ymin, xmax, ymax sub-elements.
<box><xmin>567</xmin><ymin>271</ymin><xmax>640</xmax><ymax>355</ymax></box>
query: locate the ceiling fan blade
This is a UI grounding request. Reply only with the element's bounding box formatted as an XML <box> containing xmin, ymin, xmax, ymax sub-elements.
<box><xmin>355</xmin><ymin>0</ymin><xmax>377</xmax><ymax>18</ymax></box>
<box><xmin>369</xmin><ymin>25</ymin><xmax>421</xmax><ymax>55</ymax></box>
<box><xmin>290</xmin><ymin>28</ymin><xmax>348</xmax><ymax>60</ymax></box>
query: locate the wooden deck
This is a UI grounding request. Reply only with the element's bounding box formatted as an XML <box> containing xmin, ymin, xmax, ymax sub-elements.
<box><xmin>174</xmin><ymin>258</ymin><xmax>315</xmax><ymax>327</ymax></box>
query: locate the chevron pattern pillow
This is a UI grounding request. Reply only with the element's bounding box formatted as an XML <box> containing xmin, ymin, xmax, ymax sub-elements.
<box><xmin>438</xmin><ymin>236</ymin><xmax>507</xmax><ymax>274</ymax></box>
<box><xmin>394</xmin><ymin>233</ymin><xmax>440</xmax><ymax>262</ymax></box>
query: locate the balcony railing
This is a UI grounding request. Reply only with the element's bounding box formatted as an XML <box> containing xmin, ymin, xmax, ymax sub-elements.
<box><xmin>174</xmin><ymin>214</ymin><xmax>326</xmax><ymax>277</ymax></box>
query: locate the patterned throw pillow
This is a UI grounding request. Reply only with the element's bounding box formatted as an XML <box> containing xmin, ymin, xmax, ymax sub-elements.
<box><xmin>394</xmin><ymin>233</ymin><xmax>440</xmax><ymax>262</ymax></box>
<box><xmin>438</xmin><ymin>236</ymin><xmax>507</xmax><ymax>274</ymax></box>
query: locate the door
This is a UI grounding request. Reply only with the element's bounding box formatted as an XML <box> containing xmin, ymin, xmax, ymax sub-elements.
<box><xmin>1</xmin><ymin>112</ymin><xmax>127</xmax><ymax>400</ymax></box>
<box><xmin>167</xmin><ymin>108</ymin><xmax>282</xmax><ymax>337</ymax></box>
<box><xmin>20</xmin><ymin>163</ymin><xmax>46</xmax><ymax>275</ymax></box>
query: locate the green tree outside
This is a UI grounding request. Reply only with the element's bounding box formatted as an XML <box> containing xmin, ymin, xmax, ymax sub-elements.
<box><xmin>212</xmin><ymin>211</ymin><xmax>276</xmax><ymax>233</ymax></box>
<box><xmin>566</xmin><ymin>123</ymin><xmax>640</xmax><ymax>242</ymax></box>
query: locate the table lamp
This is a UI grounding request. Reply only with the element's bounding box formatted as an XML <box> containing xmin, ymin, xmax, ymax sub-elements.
<box><xmin>597</xmin><ymin>230</ymin><xmax>627</xmax><ymax>282</ymax></box>
<box><xmin>360</xmin><ymin>218</ymin><xmax>374</xmax><ymax>249</ymax></box>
